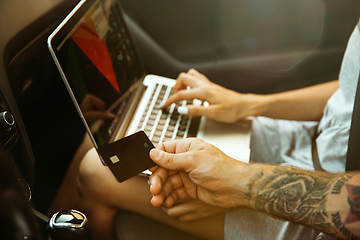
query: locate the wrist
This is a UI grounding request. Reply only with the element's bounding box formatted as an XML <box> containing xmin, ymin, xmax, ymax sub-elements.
<box><xmin>225</xmin><ymin>161</ymin><xmax>265</xmax><ymax>209</ymax></box>
<box><xmin>234</xmin><ymin>93</ymin><xmax>274</xmax><ymax>120</ymax></box>
<box><xmin>234</xmin><ymin>163</ymin><xmax>278</xmax><ymax>210</ymax></box>
<box><xmin>255</xmin><ymin>94</ymin><xmax>276</xmax><ymax>118</ymax></box>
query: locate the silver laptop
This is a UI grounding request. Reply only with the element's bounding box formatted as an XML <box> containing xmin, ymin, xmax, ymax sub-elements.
<box><xmin>48</xmin><ymin>0</ymin><xmax>251</xmax><ymax>176</ymax></box>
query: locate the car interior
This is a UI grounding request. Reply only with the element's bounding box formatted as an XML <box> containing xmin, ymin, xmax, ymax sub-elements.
<box><xmin>0</xmin><ymin>0</ymin><xmax>360</xmax><ymax>239</ymax></box>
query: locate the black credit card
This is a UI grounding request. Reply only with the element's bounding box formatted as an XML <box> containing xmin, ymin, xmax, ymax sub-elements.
<box><xmin>97</xmin><ymin>131</ymin><xmax>156</xmax><ymax>182</ymax></box>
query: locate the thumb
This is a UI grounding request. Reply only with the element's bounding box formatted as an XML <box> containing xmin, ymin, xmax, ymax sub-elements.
<box><xmin>150</xmin><ymin>149</ymin><xmax>184</xmax><ymax>171</ymax></box>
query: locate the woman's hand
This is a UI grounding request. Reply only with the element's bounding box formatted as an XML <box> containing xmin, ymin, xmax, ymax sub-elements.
<box><xmin>161</xmin><ymin>69</ymin><xmax>264</xmax><ymax>123</ymax></box>
<box><xmin>162</xmin><ymin>198</ymin><xmax>231</xmax><ymax>222</ymax></box>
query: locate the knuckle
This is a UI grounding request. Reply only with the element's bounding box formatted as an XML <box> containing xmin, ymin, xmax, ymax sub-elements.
<box><xmin>178</xmin><ymin>72</ymin><xmax>186</xmax><ymax>79</ymax></box>
<box><xmin>169</xmin><ymin>175</ymin><xmax>178</xmax><ymax>186</ymax></box>
<box><xmin>176</xmin><ymin>90</ymin><xmax>186</xmax><ymax>98</ymax></box>
<box><xmin>184</xmin><ymin>152</ymin><xmax>197</xmax><ymax>163</ymax></box>
<box><xmin>159</xmin><ymin>170</ymin><xmax>168</xmax><ymax>184</ymax></box>
<box><xmin>169</xmin><ymin>193</ymin><xmax>178</xmax><ymax>205</ymax></box>
<box><xmin>178</xmin><ymin>188</ymin><xmax>187</xmax><ymax>198</ymax></box>
<box><xmin>204</xmin><ymin>85</ymin><xmax>214</xmax><ymax>93</ymax></box>
<box><xmin>164</xmin><ymin>153</ymin><xmax>173</xmax><ymax>166</ymax></box>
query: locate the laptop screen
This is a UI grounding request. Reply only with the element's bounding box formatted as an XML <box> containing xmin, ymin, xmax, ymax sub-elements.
<box><xmin>52</xmin><ymin>0</ymin><xmax>143</xmax><ymax>147</ymax></box>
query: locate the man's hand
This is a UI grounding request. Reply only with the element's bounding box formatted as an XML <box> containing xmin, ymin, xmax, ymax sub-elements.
<box><xmin>160</xmin><ymin>69</ymin><xmax>263</xmax><ymax>123</ymax></box>
<box><xmin>149</xmin><ymin>138</ymin><xmax>250</xmax><ymax>209</ymax></box>
<box><xmin>149</xmin><ymin>138</ymin><xmax>360</xmax><ymax>239</ymax></box>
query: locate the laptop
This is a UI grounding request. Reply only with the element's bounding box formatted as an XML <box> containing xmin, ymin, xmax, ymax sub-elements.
<box><xmin>48</xmin><ymin>0</ymin><xmax>251</xmax><ymax>177</ymax></box>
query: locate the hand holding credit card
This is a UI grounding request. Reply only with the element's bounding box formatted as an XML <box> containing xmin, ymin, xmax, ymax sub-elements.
<box><xmin>97</xmin><ymin>131</ymin><xmax>156</xmax><ymax>182</ymax></box>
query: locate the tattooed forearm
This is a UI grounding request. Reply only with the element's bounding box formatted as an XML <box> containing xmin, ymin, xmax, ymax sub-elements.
<box><xmin>254</xmin><ymin>168</ymin><xmax>334</xmax><ymax>233</ymax></box>
<box><xmin>332</xmin><ymin>176</ymin><xmax>353</xmax><ymax>194</ymax></box>
<box><xmin>246</xmin><ymin>172</ymin><xmax>264</xmax><ymax>200</ymax></box>
<box><xmin>252</xmin><ymin>166</ymin><xmax>359</xmax><ymax>235</ymax></box>
<box><xmin>331</xmin><ymin>212</ymin><xmax>360</xmax><ymax>240</ymax></box>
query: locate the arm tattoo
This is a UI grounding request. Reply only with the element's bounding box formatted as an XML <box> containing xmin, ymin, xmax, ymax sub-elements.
<box><xmin>331</xmin><ymin>176</ymin><xmax>353</xmax><ymax>194</ymax></box>
<box><xmin>246</xmin><ymin>172</ymin><xmax>264</xmax><ymax>200</ymax></box>
<box><xmin>253</xmin><ymin>167</ymin><xmax>357</xmax><ymax>235</ymax></box>
<box><xmin>331</xmin><ymin>183</ymin><xmax>360</xmax><ymax>239</ymax></box>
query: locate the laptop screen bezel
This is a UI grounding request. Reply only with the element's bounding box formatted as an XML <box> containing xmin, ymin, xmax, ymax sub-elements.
<box><xmin>47</xmin><ymin>0</ymin><xmax>148</xmax><ymax>153</ymax></box>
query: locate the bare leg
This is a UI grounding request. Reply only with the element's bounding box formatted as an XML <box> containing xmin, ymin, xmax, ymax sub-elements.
<box><xmin>77</xmin><ymin>148</ymin><xmax>224</xmax><ymax>240</ymax></box>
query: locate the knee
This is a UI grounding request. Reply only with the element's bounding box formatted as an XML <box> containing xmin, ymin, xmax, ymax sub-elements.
<box><xmin>77</xmin><ymin>148</ymin><xmax>109</xmax><ymax>199</ymax></box>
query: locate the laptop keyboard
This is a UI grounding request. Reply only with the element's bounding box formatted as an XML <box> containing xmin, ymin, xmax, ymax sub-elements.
<box><xmin>136</xmin><ymin>84</ymin><xmax>199</xmax><ymax>145</ymax></box>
